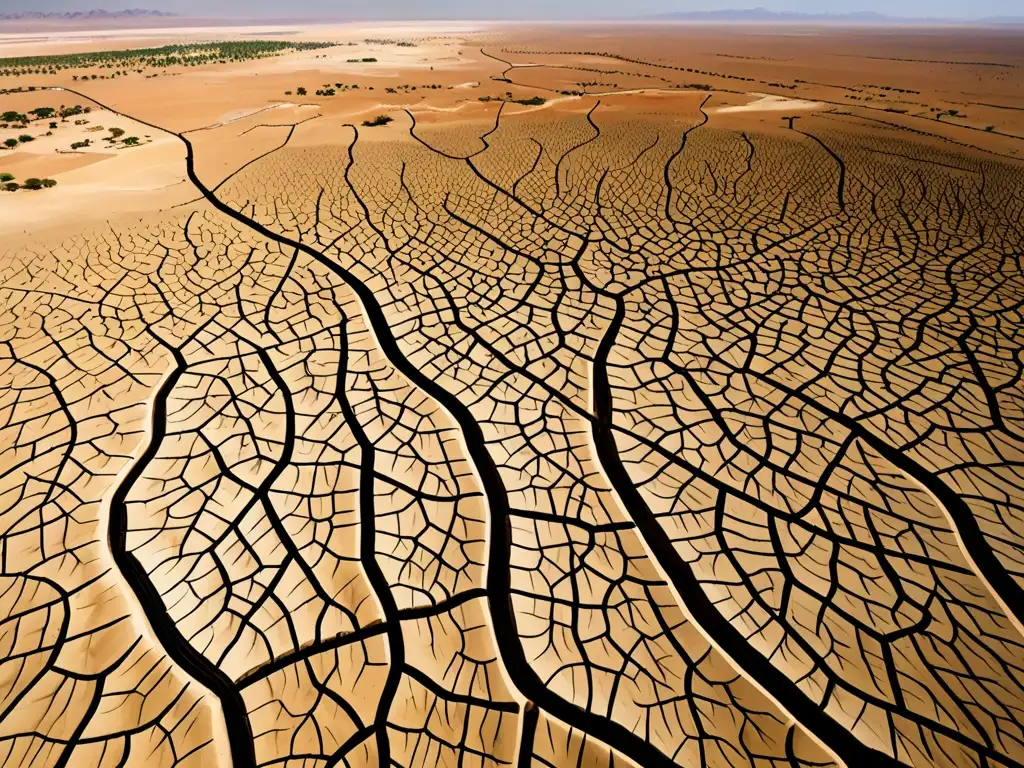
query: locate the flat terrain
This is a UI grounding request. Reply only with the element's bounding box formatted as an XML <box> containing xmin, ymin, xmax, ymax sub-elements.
<box><xmin>1</xmin><ymin>20</ymin><xmax>1024</xmax><ymax>768</ymax></box>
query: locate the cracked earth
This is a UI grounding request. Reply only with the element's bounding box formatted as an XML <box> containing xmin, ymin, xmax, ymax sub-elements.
<box><xmin>2</xmin><ymin>33</ymin><xmax>1024</xmax><ymax>768</ymax></box>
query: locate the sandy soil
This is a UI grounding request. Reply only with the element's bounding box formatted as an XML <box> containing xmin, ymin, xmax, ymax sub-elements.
<box><xmin>1</xmin><ymin>22</ymin><xmax>1024</xmax><ymax>768</ymax></box>
<box><xmin>2</xmin><ymin>20</ymin><xmax>1019</xmax><ymax>238</ymax></box>
<box><xmin>0</xmin><ymin>105</ymin><xmax>186</xmax><ymax>233</ymax></box>
<box><xmin>716</xmin><ymin>93</ymin><xmax>824</xmax><ymax>112</ymax></box>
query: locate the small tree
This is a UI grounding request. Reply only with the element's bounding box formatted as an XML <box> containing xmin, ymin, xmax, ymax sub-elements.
<box><xmin>0</xmin><ymin>173</ymin><xmax>12</xmax><ymax>182</ymax></box>
<box><xmin>296</xmin><ymin>87</ymin><xmax>307</xmax><ymax>96</ymax></box>
<box><xmin>22</xmin><ymin>178</ymin><xmax>43</xmax><ymax>190</ymax></box>
<box><xmin>3</xmin><ymin>139</ymin><xmax>16</xmax><ymax>149</ymax></box>
<box><xmin>3</xmin><ymin>182</ymin><xmax>18</xmax><ymax>192</ymax></box>
<box><xmin>49</xmin><ymin>121</ymin><xmax>58</xmax><ymax>129</ymax></box>
<box><xmin>109</xmin><ymin>127</ymin><xmax>125</xmax><ymax>139</ymax></box>
<box><xmin>18</xmin><ymin>134</ymin><xmax>33</xmax><ymax>143</ymax></box>
<box><xmin>30</xmin><ymin>107</ymin><xmax>55</xmax><ymax>120</ymax></box>
<box><xmin>123</xmin><ymin>137</ymin><xmax>140</xmax><ymax>146</ymax></box>
<box><xmin>41</xmin><ymin>178</ymin><xmax>57</xmax><ymax>188</ymax></box>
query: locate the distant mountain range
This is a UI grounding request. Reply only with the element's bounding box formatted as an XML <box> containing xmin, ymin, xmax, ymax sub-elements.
<box><xmin>0</xmin><ymin>9</ymin><xmax>176</xmax><ymax>20</ymax></box>
<box><xmin>646</xmin><ymin>7</ymin><xmax>1024</xmax><ymax>24</ymax></box>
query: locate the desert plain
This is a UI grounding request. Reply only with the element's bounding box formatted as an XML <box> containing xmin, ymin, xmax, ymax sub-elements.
<box><xmin>0</xmin><ymin>17</ymin><xmax>1023</xmax><ymax>768</ymax></box>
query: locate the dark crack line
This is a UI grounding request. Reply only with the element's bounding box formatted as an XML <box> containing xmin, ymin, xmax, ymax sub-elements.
<box><xmin>333</xmin><ymin>316</ymin><xmax>405</xmax><ymax>766</ymax></box>
<box><xmin>107</xmin><ymin>329</ymin><xmax>257</xmax><ymax>768</ymax></box>
<box><xmin>585</xmin><ymin>288</ymin><xmax>904</xmax><ymax>768</ymax></box>
<box><xmin>171</xmin><ymin>120</ymin><xmax>683</xmax><ymax>768</ymax></box>
<box><xmin>49</xmin><ymin>83</ymin><xmax>1024</xmax><ymax>768</ymax></box>
<box><xmin>739</xmin><ymin>364</ymin><xmax>1024</xmax><ymax>631</ymax></box>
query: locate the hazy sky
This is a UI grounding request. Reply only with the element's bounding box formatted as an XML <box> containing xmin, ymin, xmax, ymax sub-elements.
<box><xmin>1</xmin><ymin>0</ymin><xmax>1016</xmax><ymax>19</ymax></box>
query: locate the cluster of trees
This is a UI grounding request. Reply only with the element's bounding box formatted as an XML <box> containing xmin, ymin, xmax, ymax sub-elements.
<box><xmin>0</xmin><ymin>172</ymin><xmax>56</xmax><ymax>191</ymax></box>
<box><xmin>68</xmin><ymin>128</ymin><xmax>139</xmax><ymax>150</ymax></box>
<box><xmin>3</xmin><ymin>136</ymin><xmax>28</xmax><ymax>148</ymax></box>
<box><xmin>1</xmin><ymin>104</ymin><xmax>91</xmax><ymax>129</ymax></box>
<box><xmin>0</xmin><ymin>40</ymin><xmax>337</xmax><ymax>78</ymax></box>
<box><xmin>346</xmin><ymin>58</ymin><xmax>378</xmax><ymax>63</ymax></box>
<box><xmin>0</xmin><ymin>105</ymin><xmax>91</xmax><ymax>145</ymax></box>
<box><xmin>362</xmin><ymin>114</ymin><xmax>393</xmax><ymax>127</ymax></box>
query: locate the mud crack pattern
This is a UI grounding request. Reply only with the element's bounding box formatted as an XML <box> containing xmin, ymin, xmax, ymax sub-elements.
<box><xmin>2</xmin><ymin>94</ymin><xmax>1024</xmax><ymax>768</ymax></box>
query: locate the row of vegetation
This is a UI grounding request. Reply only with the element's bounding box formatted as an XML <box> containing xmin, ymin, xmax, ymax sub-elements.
<box><xmin>0</xmin><ymin>172</ymin><xmax>56</xmax><ymax>191</ymax></box>
<box><xmin>363</xmin><ymin>38</ymin><xmax>417</xmax><ymax>47</ymax></box>
<box><xmin>0</xmin><ymin>41</ymin><xmax>337</xmax><ymax>78</ymax></box>
<box><xmin>501</xmin><ymin>47</ymin><xmax>760</xmax><ymax>85</ymax></box>
<box><xmin>362</xmin><ymin>115</ymin><xmax>393</xmax><ymax>127</ymax></box>
<box><xmin>479</xmin><ymin>93</ymin><xmax>547</xmax><ymax>106</ymax></box>
<box><xmin>286</xmin><ymin>82</ymin><xmax>375</xmax><ymax>97</ymax></box>
<box><xmin>386</xmin><ymin>84</ymin><xmax>445</xmax><ymax>93</ymax></box>
<box><xmin>284</xmin><ymin>82</ymin><xmax>456</xmax><ymax>99</ymax></box>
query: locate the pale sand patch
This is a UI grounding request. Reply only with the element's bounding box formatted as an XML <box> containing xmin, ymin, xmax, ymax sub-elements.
<box><xmin>1</xmin><ymin>150</ymin><xmax>105</xmax><ymax>177</ymax></box>
<box><xmin>0</xmin><ymin>110</ymin><xmax>187</xmax><ymax>234</ymax></box>
<box><xmin>240</xmin><ymin>39</ymin><xmax>474</xmax><ymax>78</ymax></box>
<box><xmin>205</xmin><ymin>102</ymin><xmax>318</xmax><ymax>130</ymax></box>
<box><xmin>504</xmin><ymin>95</ymin><xmax>583</xmax><ymax>115</ymax></box>
<box><xmin>716</xmin><ymin>93</ymin><xmax>824</xmax><ymax>113</ymax></box>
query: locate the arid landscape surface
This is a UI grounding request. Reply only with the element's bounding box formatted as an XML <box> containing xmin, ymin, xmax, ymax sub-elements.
<box><xmin>1</xmin><ymin>19</ymin><xmax>1024</xmax><ymax>768</ymax></box>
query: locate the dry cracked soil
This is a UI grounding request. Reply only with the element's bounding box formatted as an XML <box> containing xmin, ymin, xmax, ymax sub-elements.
<box><xmin>2</xmin><ymin>22</ymin><xmax>1024</xmax><ymax>768</ymax></box>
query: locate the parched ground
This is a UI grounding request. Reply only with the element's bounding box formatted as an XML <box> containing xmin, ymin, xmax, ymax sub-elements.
<box><xmin>2</xmin><ymin>23</ymin><xmax>1024</xmax><ymax>768</ymax></box>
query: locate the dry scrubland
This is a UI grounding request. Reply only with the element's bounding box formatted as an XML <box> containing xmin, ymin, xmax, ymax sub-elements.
<box><xmin>1</xmin><ymin>21</ymin><xmax>1024</xmax><ymax>768</ymax></box>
